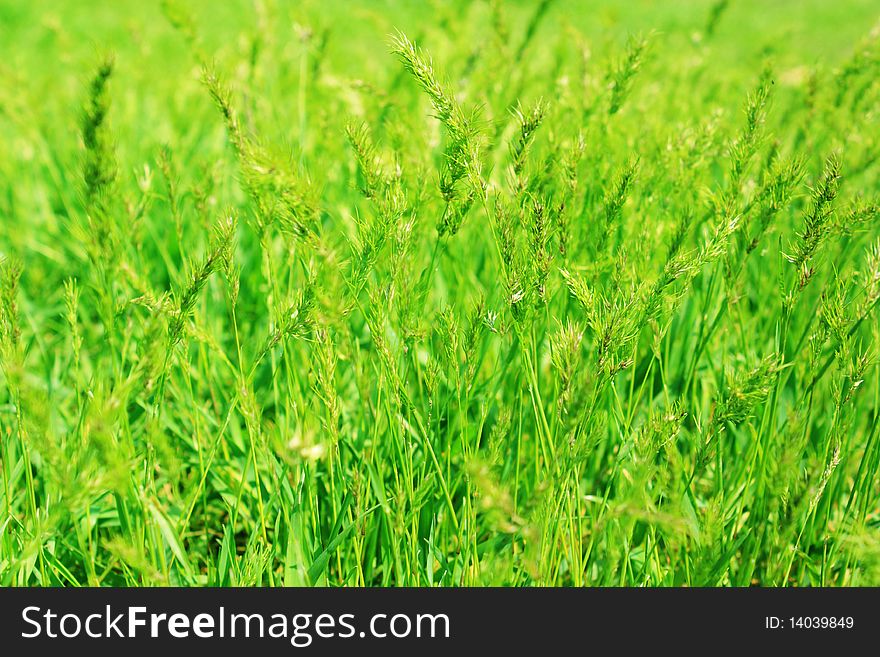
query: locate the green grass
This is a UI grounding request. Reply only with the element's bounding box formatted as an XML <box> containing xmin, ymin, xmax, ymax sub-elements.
<box><xmin>1</xmin><ymin>0</ymin><xmax>879</xmax><ymax>586</ymax></box>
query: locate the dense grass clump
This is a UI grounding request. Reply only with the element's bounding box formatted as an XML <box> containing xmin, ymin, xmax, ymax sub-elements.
<box><xmin>1</xmin><ymin>0</ymin><xmax>879</xmax><ymax>586</ymax></box>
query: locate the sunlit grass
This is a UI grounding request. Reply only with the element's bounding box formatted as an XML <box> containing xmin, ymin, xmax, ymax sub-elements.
<box><xmin>0</xmin><ymin>0</ymin><xmax>878</xmax><ymax>586</ymax></box>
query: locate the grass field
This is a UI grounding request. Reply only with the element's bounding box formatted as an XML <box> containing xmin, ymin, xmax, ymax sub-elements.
<box><xmin>1</xmin><ymin>0</ymin><xmax>879</xmax><ymax>586</ymax></box>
